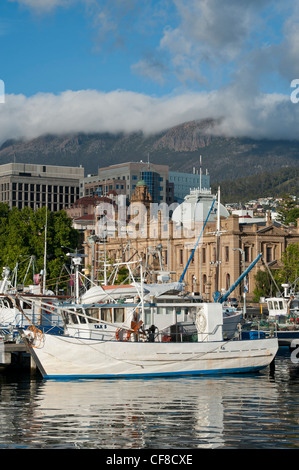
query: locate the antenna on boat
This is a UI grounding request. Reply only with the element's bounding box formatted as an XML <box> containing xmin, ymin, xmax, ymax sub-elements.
<box><xmin>66</xmin><ymin>252</ymin><xmax>87</xmax><ymax>303</ymax></box>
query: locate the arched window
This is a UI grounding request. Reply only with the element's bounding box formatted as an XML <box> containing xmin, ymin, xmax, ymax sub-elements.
<box><xmin>226</xmin><ymin>273</ymin><xmax>230</xmax><ymax>290</ymax></box>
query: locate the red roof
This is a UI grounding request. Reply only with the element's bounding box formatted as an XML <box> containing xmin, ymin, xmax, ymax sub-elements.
<box><xmin>74</xmin><ymin>213</ymin><xmax>95</xmax><ymax>221</ymax></box>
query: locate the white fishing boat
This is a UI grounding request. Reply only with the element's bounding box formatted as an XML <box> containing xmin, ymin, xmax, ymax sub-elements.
<box><xmin>19</xmin><ymin>287</ymin><xmax>278</xmax><ymax>379</ymax></box>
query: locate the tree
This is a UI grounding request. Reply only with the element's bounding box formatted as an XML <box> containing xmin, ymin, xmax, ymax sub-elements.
<box><xmin>276</xmin><ymin>194</ymin><xmax>299</xmax><ymax>226</ymax></box>
<box><xmin>0</xmin><ymin>206</ymin><xmax>80</xmax><ymax>291</ymax></box>
<box><xmin>275</xmin><ymin>243</ymin><xmax>299</xmax><ymax>288</ymax></box>
<box><xmin>253</xmin><ymin>269</ymin><xmax>273</xmax><ymax>301</ymax></box>
<box><xmin>253</xmin><ymin>243</ymin><xmax>299</xmax><ymax>300</ymax></box>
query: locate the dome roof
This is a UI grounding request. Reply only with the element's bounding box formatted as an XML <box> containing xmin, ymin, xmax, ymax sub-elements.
<box><xmin>172</xmin><ymin>188</ymin><xmax>229</xmax><ymax>225</ymax></box>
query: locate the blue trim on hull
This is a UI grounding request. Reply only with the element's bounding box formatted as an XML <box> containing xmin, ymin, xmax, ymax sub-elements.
<box><xmin>43</xmin><ymin>364</ymin><xmax>269</xmax><ymax>380</ymax></box>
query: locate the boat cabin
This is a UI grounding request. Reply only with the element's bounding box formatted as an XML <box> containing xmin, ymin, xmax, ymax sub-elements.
<box><xmin>61</xmin><ymin>300</ymin><xmax>223</xmax><ymax>343</ymax></box>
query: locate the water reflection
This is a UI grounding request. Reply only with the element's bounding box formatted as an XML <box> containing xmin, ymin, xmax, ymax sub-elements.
<box><xmin>0</xmin><ymin>349</ymin><xmax>299</xmax><ymax>448</ymax></box>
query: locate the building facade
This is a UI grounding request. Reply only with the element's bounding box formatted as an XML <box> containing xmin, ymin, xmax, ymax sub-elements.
<box><xmin>81</xmin><ymin>161</ymin><xmax>210</xmax><ymax>205</ymax></box>
<box><xmin>82</xmin><ymin>162</ymin><xmax>172</xmax><ymax>204</ymax></box>
<box><xmin>0</xmin><ymin>163</ymin><xmax>84</xmax><ymax>211</ymax></box>
<box><xmin>82</xmin><ymin>185</ymin><xmax>299</xmax><ymax>302</ymax></box>
<box><xmin>169</xmin><ymin>169</ymin><xmax>210</xmax><ymax>202</ymax></box>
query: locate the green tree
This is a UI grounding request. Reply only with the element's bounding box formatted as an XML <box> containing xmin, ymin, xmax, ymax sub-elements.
<box><xmin>253</xmin><ymin>243</ymin><xmax>299</xmax><ymax>300</ymax></box>
<box><xmin>276</xmin><ymin>194</ymin><xmax>299</xmax><ymax>226</ymax></box>
<box><xmin>253</xmin><ymin>269</ymin><xmax>273</xmax><ymax>301</ymax></box>
<box><xmin>0</xmin><ymin>206</ymin><xmax>80</xmax><ymax>291</ymax></box>
<box><xmin>275</xmin><ymin>243</ymin><xmax>299</xmax><ymax>287</ymax></box>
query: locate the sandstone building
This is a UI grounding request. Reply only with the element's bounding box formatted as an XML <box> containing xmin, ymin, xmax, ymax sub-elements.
<box><xmin>82</xmin><ymin>182</ymin><xmax>299</xmax><ymax>302</ymax></box>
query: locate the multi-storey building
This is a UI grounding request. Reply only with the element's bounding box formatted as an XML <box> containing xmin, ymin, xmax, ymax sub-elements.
<box><xmin>169</xmin><ymin>168</ymin><xmax>210</xmax><ymax>202</ymax></box>
<box><xmin>82</xmin><ymin>161</ymin><xmax>172</xmax><ymax>204</ymax></box>
<box><xmin>0</xmin><ymin>163</ymin><xmax>84</xmax><ymax>211</ymax></box>
<box><xmin>82</xmin><ymin>183</ymin><xmax>299</xmax><ymax>302</ymax></box>
<box><xmin>81</xmin><ymin>161</ymin><xmax>210</xmax><ymax>205</ymax></box>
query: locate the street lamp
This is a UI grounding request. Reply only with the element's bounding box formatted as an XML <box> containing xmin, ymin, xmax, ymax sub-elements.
<box><xmin>232</xmin><ymin>247</ymin><xmax>247</xmax><ymax>316</ymax></box>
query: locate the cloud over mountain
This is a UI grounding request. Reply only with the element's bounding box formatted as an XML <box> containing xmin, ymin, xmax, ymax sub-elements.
<box><xmin>1</xmin><ymin>87</ymin><xmax>299</xmax><ymax>145</ymax></box>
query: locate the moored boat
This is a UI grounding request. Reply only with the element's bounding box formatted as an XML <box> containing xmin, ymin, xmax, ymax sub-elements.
<box><xmin>20</xmin><ymin>297</ymin><xmax>278</xmax><ymax>379</ymax></box>
<box><xmin>264</xmin><ymin>282</ymin><xmax>299</xmax><ymax>347</ymax></box>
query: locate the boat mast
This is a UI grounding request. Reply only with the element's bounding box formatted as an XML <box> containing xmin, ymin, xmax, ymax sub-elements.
<box><xmin>42</xmin><ymin>208</ymin><xmax>47</xmax><ymax>294</ymax></box>
<box><xmin>215</xmin><ymin>186</ymin><xmax>221</xmax><ymax>294</ymax></box>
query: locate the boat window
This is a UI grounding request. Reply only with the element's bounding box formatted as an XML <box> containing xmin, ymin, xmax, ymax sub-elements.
<box><xmin>274</xmin><ymin>302</ymin><xmax>278</xmax><ymax>310</ymax></box>
<box><xmin>70</xmin><ymin>313</ymin><xmax>79</xmax><ymax>324</ymax></box>
<box><xmin>85</xmin><ymin>308</ymin><xmax>99</xmax><ymax>323</ymax></box>
<box><xmin>157</xmin><ymin>307</ymin><xmax>164</xmax><ymax>315</ymax></box>
<box><xmin>61</xmin><ymin>311</ymin><xmax>69</xmax><ymax>324</ymax></box>
<box><xmin>166</xmin><ymin>307</ymin><xmax>174</xmax><ymax>315</ymax></box>
<box><xmin>101</xmin><ymin>308</ymin><xmax>112</xmax><ymax>323</ymax></box>
<box><xmin>76</xmin><ymin>308</ymin><xmax>86</xmax><ymax>324</ymax></box>
<box><xmin>268</xmin><ymin>301</ymin><xmax>273</xmax><ymax>310</ymax></box>
<box><xmin>114</xmin><ymin>308</ymin><xmax>124</xmax><ymax>323</ymax></box>
<box><xmin>23</xmin><ymin>301</ymin><xmax>32</xmax><ymax>310</ymax></box>
<box><xmin>144</xmin><ymin>309</ymin><xmax>151</xmax><ymax>325</ymax></box>
<box><xmin>279</xmin><ymin>301</ymin><xmax>284</xmax><ymax>310</ymax></box>
<box><xmin>4</xmin><ymin>297</ymin><xmax>14</xmax><ymax>308</ymax></box>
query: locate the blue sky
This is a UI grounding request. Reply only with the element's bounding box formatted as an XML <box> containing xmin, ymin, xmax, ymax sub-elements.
<box><xmin>0</xmin><ymin>0</ymin><xmax>299</xmax><ymax>143</ymax></box>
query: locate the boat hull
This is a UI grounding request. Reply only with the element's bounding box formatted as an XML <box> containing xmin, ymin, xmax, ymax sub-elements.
<box><xmin>26</xmin><ymin>333</ymin><xmax>278</xmax><ymax>379</ymax></box>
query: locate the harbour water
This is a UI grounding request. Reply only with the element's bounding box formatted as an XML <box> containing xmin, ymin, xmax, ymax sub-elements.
<box><xmin>0</xmin><ymin>348</ymin><xmax>299</xmax><ymax>450</ymax></box>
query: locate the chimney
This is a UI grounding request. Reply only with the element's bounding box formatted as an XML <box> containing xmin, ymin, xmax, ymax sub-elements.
<box><xmin>266</xmin><ymin>210</ymin><xmax>272</xmax><ymax>226</ymax></box>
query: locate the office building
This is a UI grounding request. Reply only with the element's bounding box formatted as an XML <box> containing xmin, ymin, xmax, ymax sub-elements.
<box><xmin>0</xmin><ymin>163</ymin><xmax>84</xmax><ymax>211</ymax></box>
<box><xmin>82</xmin><ymin>161</ymin><xmax>173</xmax><ymax>204</ymax></box>
<box><xmin>169</xmin><ymin>168</ymin><xmax>210</xmax><ymax>202</ymax></box>
<box><xmin>82</xmin><ymin>161</ymin><xmax>210</xmax><ymax>204</ymax></box>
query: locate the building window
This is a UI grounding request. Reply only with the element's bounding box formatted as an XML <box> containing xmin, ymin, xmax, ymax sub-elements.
<box><xmin>244</xmin><ymin>246</ymin><xmax>250</xmax><ymax>262</ymax></box>
<box><xmin>180</xmin><ymin>249</ymin><xmax>183</xmax><ymax>265</ymax></box>
<box><xmin>226</xmin><ymin>273</ymin><xmax>230</xmax><ymax>290</ymax></box>
<box><xmin>225</xmin><ymin>246</ymin><xmax>229</xmax><ymax>262</ymax></box>
<box><xmin>266</xmin><ymin>246</ymin><xmax>272</xmax><ymax>263</ymax></box>
<box><xmin>203</xmin><ymin>274</ymin><xmax>207</xmax><ymax>294</ymax></box>
<box><xmin>202</xmin><ymin>247</ymin><xmax>206</xmax><ymax>263</ymax></box>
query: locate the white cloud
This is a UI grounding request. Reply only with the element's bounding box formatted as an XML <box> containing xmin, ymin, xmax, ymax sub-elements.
<box><xmin>0</xmin><ymin>88</ymin><xmax>299</xmax><ymax>146</ymax></box>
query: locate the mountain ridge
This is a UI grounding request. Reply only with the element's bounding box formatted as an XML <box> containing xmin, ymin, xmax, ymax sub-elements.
<box><xmin>0</xmin><ymin>120</ymin><xmax>298</xmax><ymax>187</ymax></box>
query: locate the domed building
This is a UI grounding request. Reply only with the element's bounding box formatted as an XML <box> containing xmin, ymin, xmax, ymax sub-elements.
<box><xmin>172</xmin><ymin>188</ymin><xmax>230</xmax><ymax>226</ymax></box>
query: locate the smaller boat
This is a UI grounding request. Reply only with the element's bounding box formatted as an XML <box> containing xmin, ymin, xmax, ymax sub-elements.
<box><xmin>264</xmin><ymin>282</ymin><xmax>299</xmax><ymax>347</ymax></box>
<box><xmin>0</xmin><ymin>266</ymin><xmax>66</xmax><ymax>341</ymax></box>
